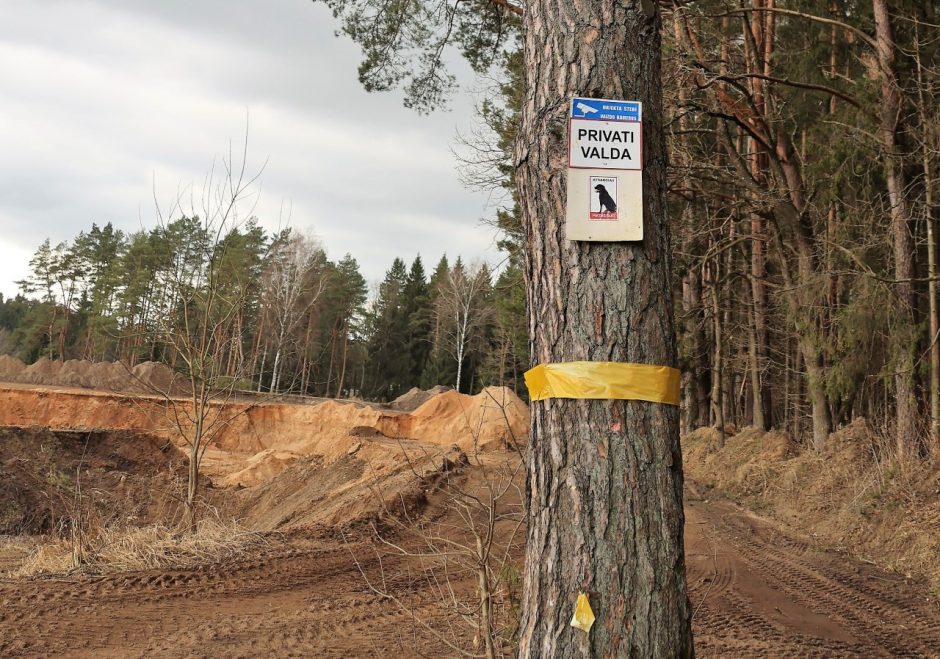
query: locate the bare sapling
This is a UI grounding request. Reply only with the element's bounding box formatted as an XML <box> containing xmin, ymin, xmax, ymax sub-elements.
<box><xmin>135</xmin><ymin>130</ymin><xmax>268</xmax><ymax>532</ymax></box>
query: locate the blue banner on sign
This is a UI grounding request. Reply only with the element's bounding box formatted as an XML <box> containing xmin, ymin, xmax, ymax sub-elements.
<box><xmin>571</xmin><ymin>97</ymin><xmax>642</xmax><ymax>122</ymax></box>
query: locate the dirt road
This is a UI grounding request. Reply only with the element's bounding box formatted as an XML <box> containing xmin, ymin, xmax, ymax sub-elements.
<box><xmin>685</xmin><ymin>492</ymin><xmax>939</xmax><ymax>657</ymax></box>
<box><xmin>1</xmin><ymin>491</ymin><xmax>938</xmax><ymax>657</ymax></box>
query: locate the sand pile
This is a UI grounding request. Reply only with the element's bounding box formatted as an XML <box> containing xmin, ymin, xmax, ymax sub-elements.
<box><xmin>389</xmin><ymin>385</ymin><xmax>450</xmax><ymax>412</ymax></box>
<box><xmin>233</xmin><ymin>441</ymin><xmax>465</xmax><ymax>529</ymax></box>
<box><xmin>0</xmin><ymin>354</ymin><xmax>26</xmax><ymax>379</ymax></box>
<box><xmin>0</xmin><ymin>357</ymin><xmax>185</xmax><ymax>395</ymax></box>
<box><xmin>0</xmin><ymin>380</ymin><xmax>529</xmax><ymax>491</ymax></box>
<box><xmin>380</xmin><ymin>386</ymin><xmax>529</xmax><ymax>452</ymax></box>
<box><xmin>220</xmin><ymin>449</ymin><xmax>305</xmax><ymax>488</ymax></box>
<box><xmin>212</xmin><ymin>389</ymin><xmax>527</xmax><ymax>487</ymax></box>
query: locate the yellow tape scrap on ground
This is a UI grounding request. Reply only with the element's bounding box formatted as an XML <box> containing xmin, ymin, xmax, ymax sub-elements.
<box><xmin>524</xmin><ymin>361</ymin><xmax>680</xmax><ymax>406</ymax></box>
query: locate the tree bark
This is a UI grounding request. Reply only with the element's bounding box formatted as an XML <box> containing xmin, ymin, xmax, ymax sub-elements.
<box><xmin>688</xmin><ymin>268</ymin><xmax>710</xmax><ymax>428</ymax></box>
<box><xmin>515</xmin><ymin>1</ymin><xmax>694</xmax><ymax>656</ymax></box>
<box><xmin>672</xmin><ymin>10</ymin><xmax>709</xmax><ymax>433</ymax></box>
<box><xmin>873</xmin><ymin>0</ymin><xmax>918</xmax><ymax>460</ymax></box>
<box><xmin>915</xmin><ymin>25</ymin><xmax>939</xmax><ymax>455</ymax></box>
<box><xmin>747</xmin><ymin>0</ymin><xmax>771</xmax><ymax>430</ymax></box>
<box><xmin>335</xmin><ymin>321</ymin><xmax>350</xmax><ymax>398</ymax></box>
<box><xmin>709</xmin><ymin>258</ymin><xmax>726</xmax><ymax>445</ymax></box>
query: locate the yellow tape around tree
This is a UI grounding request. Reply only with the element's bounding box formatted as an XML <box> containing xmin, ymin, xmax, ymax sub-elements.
<box><xmin>524</xmin><ymin>361</ymin><xmax>681</xmax><ymax>406</ymax></box>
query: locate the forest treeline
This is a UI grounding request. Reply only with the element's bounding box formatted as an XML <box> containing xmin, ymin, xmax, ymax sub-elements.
<box><xmin>664</xmin><ymin>0</ymin><xmax>939</xmax><ymax>461</ymax></box>
<box><xmin>450</xmin><ymin>0</ymin><xmax>940</xmax><ymax>460</ymax></box>
<box><xmin>0</xmin><ymin>219</ymin><xmax>527</xmax><ymax>400</ymax></box>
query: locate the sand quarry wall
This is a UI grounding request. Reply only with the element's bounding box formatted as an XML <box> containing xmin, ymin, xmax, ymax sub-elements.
<box><xmin>0</xmin><ymin>383</ymin><xmax>528</xmax><ymax>487</ymax></box>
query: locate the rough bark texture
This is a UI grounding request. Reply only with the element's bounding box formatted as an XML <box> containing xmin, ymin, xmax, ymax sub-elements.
<box><xmin>873</xmin><ymin>0</ymin><xmax>918</xmax><ymax>459</ymax></box>
<box><xmin>515</xmin><ymin>1</ymin><xmax>694</xmax><ymax>656</ymax></box>
<box><xmin>915</xmin><ymin>32</ymin><xmax>940</xmax><ymax>453</ymax></box>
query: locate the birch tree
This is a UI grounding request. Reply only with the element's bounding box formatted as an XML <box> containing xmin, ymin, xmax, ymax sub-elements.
<box><xmin>434</xmin><ymin>261</ymin><xmax>492</xmax><ymax>393</ymax></box>
<box><xmin>260</xmin><ymin>230</ymin><xmax>326</xmax><ymax>393</ymax></box>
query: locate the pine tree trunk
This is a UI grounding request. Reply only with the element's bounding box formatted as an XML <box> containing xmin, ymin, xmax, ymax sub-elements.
<box><xmin>873</xmin><ymin>0</ymin><xmax>918</xmax><ymax>459</ymax></box>
<box><xmin>915</xmin><ymin>29</ymin><xmax>939</xmax><ymax>455</ymax></box>
<box><xmin>721</xmin><ymin>224</ymin><xmax>735</xmax><ymax>429</ymax></box>
<box><xmin>672</xmin><ymin>10</ymin><xmax>709</xmax><ymax>432</ymax></box>
<box><xmin>257</xmin><ymin>348</ymin><xmax>267</xmax><ymax>393</ymax></box>
<box><xmin>336</xmin><ymin>322</ymin><xmax>349</xmax><ymax>398</ymax></box>
<box><xmin>709</xmin><ymin>262</ymin><xmax>726</xmax><ymax>446</ymax></box>
<box><xmin>515</xmin><ymin>1</ymin><xmax>693</xmax><ymax>655</ymax></box>
<box><xmin>746</xmin><ymin>281</ymin><xmax>763</xmax><ymax>429</ymax></box>
<box><xmin>689</xmin><ymin>268</ymin><xmax>710</xmax><ymax>427</ymax></box>
<box><xmin>802</xmin><ymin>337</ymin><xmax>830</xmax><ymax>450</ymax></box>
<box><xmin>681</xmin><ymin>275</ymin><xmax>697</xmax><ymax>434</ymax></box>
<box><xmin>746</xmin><ymin>0</ymin><xmax>771</xmax><ymax>430</ymax></box>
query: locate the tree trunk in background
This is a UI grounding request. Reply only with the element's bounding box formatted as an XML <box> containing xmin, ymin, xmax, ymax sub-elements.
<box><xmin>873</xmin><ymin>0</ymin><xmax>918</xmax><ymax>460</ymax></box>
<box><xmin>335</xmin><ymin>322</ymin><xmax>349</xmax><ymax>398</ymax></box>
<box><xmin>673</xmin><ymin>10</ymin><xmax>709</xmax><ymax>433</ymax></box>
<box><xmin>746</xmin><ymin>280</ymin><xmax>762</xmax><ymax>428</ymax></box>
<box><xmin>689</xmin><ymin>268</ymin><xmax>710</xmax><ymax>427</ymax></box>
<box><xmin>681</xmin><ymin>275</ymin><xmax>700</xmax><ymax>434</ymax></box>
<box><xmin>793</xmin><ymin>342</ymin><xmax>804</xmax><ymax>441</ymax></box>
<box><xmin>709</xmin><ymin>260</ymin><xmax>726</xmax><ymax>445</ymax></box>
<box><xmin>515</xmin><ymin>1</ymin><xmax>693</xmax><ymax>655</ymax></box>
<box><xmin>722</xmin><ymin>223</ymin><xmax>735</xmax><ymax>428</ymax></box>
<box><xmin>747</xmin><ymin>0</ymin><xmax>772</xmax><ymax>430</ymax></box>
<box><xmin>915</xmin><ymin>27</ymin><xmax>939</xmax><ymax>455</ymax></box>
<box><xmin>770</xmin><ymin>122</ymin><xmax>832</xmax><ymax>448</ymax></box>
<box><xmin>750</xmin><ymin>213</ymin><xmax>770</xmax><ymax>429</ymax></box>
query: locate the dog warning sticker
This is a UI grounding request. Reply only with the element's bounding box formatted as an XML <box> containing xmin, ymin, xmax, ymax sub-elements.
<box><xmin>590</xmin><ymin>176</ymin><xmax>618</xmax><ymax>220</ymax></box>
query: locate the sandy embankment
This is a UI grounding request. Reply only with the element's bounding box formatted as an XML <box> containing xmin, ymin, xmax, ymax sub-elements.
<box><xmin>0</xmin><ymin>381</ymin><xmax>529</xmax><ymax>488</ymax></box>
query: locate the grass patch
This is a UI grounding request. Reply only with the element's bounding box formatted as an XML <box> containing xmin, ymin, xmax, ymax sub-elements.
<box><xmin>11</xmin><ymin>518</ymin><xmax>270</xmax><ymax>577</ymax></box>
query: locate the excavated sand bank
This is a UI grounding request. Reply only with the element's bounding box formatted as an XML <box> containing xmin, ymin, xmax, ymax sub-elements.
<box><xmin>0</xmin><ymin>383</ymin><xmax>528</xmax><ymax>488</ymax></box>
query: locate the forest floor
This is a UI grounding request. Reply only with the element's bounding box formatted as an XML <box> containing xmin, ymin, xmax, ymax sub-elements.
<box><xmin>1</xmin><ymin>481</ymin><xmax>938</xmax><ymax>657</ymax></box>
<box><xmin>0</xmin><ymin>381</ymin><xmax>938</xmax><ymax>656</ymax></box>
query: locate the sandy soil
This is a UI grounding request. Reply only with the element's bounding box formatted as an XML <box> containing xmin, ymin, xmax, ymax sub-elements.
<box><xmin>1</xmin><ymin>380</ymin><xmax>937</xmax><ymax>656</ymax></box>
<box><xmin>1</xmin><ymin>483</ymin><xmax>937</xmax><ymax>658</ymax></box>
<box><xmin>685</xmin><ymin>490</ymin><xmax>940</xmax><ymax>656</ymax></box>
<box><xmin>0</xmin><ymin>383</ymin><xmax>529</xmax><ymax>484</ymax></box>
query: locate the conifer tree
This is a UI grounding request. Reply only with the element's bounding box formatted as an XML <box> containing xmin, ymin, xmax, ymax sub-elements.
<box><xmin>402</xmin><ymin>255</ymin><xmax>432</xmax><ymax>386</ymax></box>
<box><xmin>364</xmin><ymin>257</ymin><xmax>410</xmax><ymax>399</ymax></box>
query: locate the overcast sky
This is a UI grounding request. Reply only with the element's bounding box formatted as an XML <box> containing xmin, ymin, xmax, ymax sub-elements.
<box><xmin>0</xmin><ymin>0</ymin><xmax>501</xmax><ymax>298</ymax></box>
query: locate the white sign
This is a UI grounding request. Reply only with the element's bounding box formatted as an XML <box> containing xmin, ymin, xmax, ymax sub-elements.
<box><xmin>565</xmin><ymin>96</ymin><xmax>644</xmax><ymax>241</ymax></box>
<box><xmin>569</xmin><ymin>119</ymin><xmax>642</xmax><ymax>170</ymax></box>
<box><xmin>566</xmin><ymin>170</ymin><xmax>643</xmax><ymax>242</ymax></box>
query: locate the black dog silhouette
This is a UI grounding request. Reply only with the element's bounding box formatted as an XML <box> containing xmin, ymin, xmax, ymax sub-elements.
<box><xmin>594</xmin><ymin>184</ymin><xmax>617</xmax><ymax>212</ymax></box>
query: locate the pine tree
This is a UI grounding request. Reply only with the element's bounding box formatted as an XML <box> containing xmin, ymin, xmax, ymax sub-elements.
<box><xmin>402</xmin><ymin>255</ymin><xmax>432</xmax><ymax>387</ymax></box>
<box><xmin>420</xmin><ymin>254</ymin><xmax>453</xmax><ymax>388</ymax></box>
<box><xmin>364</xmin><ymin>258</ymin><xmax>410</xmax><ymax>400</ymax></box>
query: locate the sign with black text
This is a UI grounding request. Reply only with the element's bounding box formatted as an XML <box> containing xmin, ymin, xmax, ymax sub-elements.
<box><xmin>569</xmin><ymin>120</ymin><xmax>641</xmax><ymax>170</ymax></box>
<box><xmin>565</xmin><ymin>97</ymin><xmax>644</xmax><ymax>242</ymax></box>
